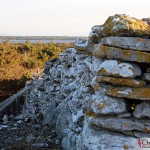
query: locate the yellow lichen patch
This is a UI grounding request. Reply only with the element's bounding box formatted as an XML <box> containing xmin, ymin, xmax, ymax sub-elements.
<box><xmin>93</xmin><ymin>84</ymin><xmax>99</xmax><ymax>91</ymax></box>
<box><xmin>105</xmin><ymin>86</ymin><xmax>150</xmax><ymax>100</ymax></box>
<box><xmin>136</xmin><ymin>38</ymin><xmax>142</xmax><ymax>42</ymax></box>
<box><xmin>123</xmin><ymin>144</ymin><xmax>129</xmax><ymax>149</ymax></box>
<box><xmin>85</xmin><ymin>111</ymin><xmax>96</xmax><ymax>118</ymax></box>
<box><xmin>96</xmin><ymin>76</ymin><xmax>146</xmax><ymax>87</ymax></box>
<box><xmin>97</xmin><ymin>103</ymin><xmax>106</xmax><ymax>109</ymax></box>
<box><xmin>100</xmin><ymin>14</ymin><xmax>150</xmax><ymax>38</ymax></box>
<box><xmin>123</xmin><ymin>123</ymin><xmax>128</xmax><ymax>128</ymax></box>
<box><xmin>143</xmin><ymin>127</ymin><xmax>150</xmax><ymax>133</ymax></box>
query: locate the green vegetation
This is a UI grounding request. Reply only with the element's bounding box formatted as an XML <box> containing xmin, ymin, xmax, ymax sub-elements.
<box><xmin>0</xmin><ymin>41</ymin><xmax>73</xmax><ymax>100</ymax></box>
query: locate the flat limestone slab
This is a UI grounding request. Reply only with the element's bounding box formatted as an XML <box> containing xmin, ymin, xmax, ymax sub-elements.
<box><xmin>93</xmin><ymin>45</ymin><xmax>150</xmax><ymax>63</ymax></box>
<box><xmin>90</xmin><ymin>117</ymin><xmax>150</xmax><ymax>133</ymax></box>
<box><xmin>97</xmin><ymin>60</ymin><xmax>141</xmax><ymax>78</ymax></box>
<box><xmin>101</xmin><ymin>37</ymin><xmax>150</xmax><ymax>52</ymax></box>
<box><xmin>96</xmin><ymin>76</ymin><xmax>146</xmax><ymax>87</ymax></box>
<box><xmin>104</xmin><ymin>86</ymin><xmax>150</xmax><ymax>100</ymax></box>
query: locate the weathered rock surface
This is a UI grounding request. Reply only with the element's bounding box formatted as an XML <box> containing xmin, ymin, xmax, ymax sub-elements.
<box><xmin>94</xmin><ymin>45</ymin><xmax>150</xmax><ymax>63</ymax></box>
<box><xmin>90</xmin><ymin>117</ymin><xmax>150</xmax><ymax>134</ymax></box>
<box><xmin>105</xmin><ymin>86</ymin><xmax>150</xmax><ymax>100</ymax></box>
<box><xmin>75</xmin><ymin>37</ymin><xmax>88</xmax><ymax>51</ymax></box>
<box><xmin>97</xmin><ymin>60</ymin><xmax>141</xmax><ymax>78</ymax></box>
<box><xmin>79</xmin><ymin>119</ymin><xmax>139</xmax><ymax>150</ymax></box>
<box><xmin>142</xmin><ymin>73</ymin><xmax>150</xmax><ymax>82</ymax></box>
<box><xmin>133</xmin><ymin>102</ymin><xmax>150</xmax><ymax>118</ymax></box>
<box><xmin>96</xmin><ymin>76</ymin><xmax>146</xmax><ymax>87</ymax></box>
<box><xmin>101</xmin><ymin>36</ymin><xmax>150</xmax><ymax>52</ymax></box>
<box><xmin>90</xmin><ymin>14</ymin><xmax>150</xmax><ymax>41</ymax></box>
<box><xmin>91</xmin><ymin>92</ymin><xmax>127</xmax><ymax>115</ymax></box>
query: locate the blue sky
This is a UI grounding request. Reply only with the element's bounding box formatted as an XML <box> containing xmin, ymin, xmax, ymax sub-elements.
<box><xmin>0</xmin><ymin>0</ymin><xmax>149</xmax><ymax>36</ymax></box>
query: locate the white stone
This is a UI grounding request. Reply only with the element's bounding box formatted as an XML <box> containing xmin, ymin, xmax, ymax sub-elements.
<box><xmin>97</xmin><ymin>60</ymin><xmax>141</xmax><ymax>78</ymax></box>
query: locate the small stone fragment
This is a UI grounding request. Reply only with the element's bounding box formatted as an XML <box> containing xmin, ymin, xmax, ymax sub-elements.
<box><xmin>133</xmin><ymin>102</ymin><xmax>150</xmax><ymax>118</ymax></box>
<box><xmin>142</xmin><ymin>73</ymin><xmax>150</xmax><ymax>82</ymax></box>
<box><xmin>75</xmin><ymin>37</ymin><xmax>88</xmax><ymax>51</ymax></box>
<box><xmin>2</xmin><ymin>114</ymin><xmax>8</xmax><ymax>123</ymax></box>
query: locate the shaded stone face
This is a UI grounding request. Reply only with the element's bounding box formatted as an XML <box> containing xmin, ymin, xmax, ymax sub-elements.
<box><xmin>96</xmin><ymin>76</ymin><xmax>146</xmax><ymax>87</ymax></box>
<box><xmin>101</xmin><ymin>37</ymin><xmax>150</xmax><ymax>52</ymax></box>
<box><xmin>142</xmin><ymin>73</ymin><xmax>150</xmax><ymax>82</ymax></box>
<box><xmin>94</xmin><ymin>45</ymin><xmax>150</xmax><ymax>63</ymax></box>
<box><xmin>133</xmin><ymin>102</ymin><xmax>150</xmax><ymax>119</ymax></box>
<box><xmin>105</xmin><ymin>86</ymin><xmax>150</xmax><ymax>101</ymax></box>
<box><xmin>96</xmin><ymin>60</ymin><xmax>141</xmax><ymax>78</ymax></box>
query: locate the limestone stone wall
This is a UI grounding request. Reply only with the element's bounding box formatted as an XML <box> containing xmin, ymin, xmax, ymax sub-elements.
<box><xmin>24</xmin><ymin>14</ymin><xmax>150</xmax><ymax>150</ymax></box>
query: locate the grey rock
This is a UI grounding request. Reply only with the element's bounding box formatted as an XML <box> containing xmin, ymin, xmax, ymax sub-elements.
<box><xmin>77</xmin><ymin>119</ymin><xmax>138</xmax><ymax>150</ymax></box>
<box><xmin>75</xmin><ymin>37</ymin><xmax>88</xmax><ymax>51</ymax></box>
<box><xmin>133</xmin><ymin>102</ymin><xmax>150</xmax><ymax>118</ymax></box>
<box><xmin>101</xmin><ymin>36</ymin><xmax>150</xmax><ymax>52</ymax></box>
<box><xmin>142</xmin><ymin>73</ymin><xmax>150</xmax><ymax>82</ymax></box>
<box><xmin>97</xmin><ymin>60</ymin><xmax>141</xmax><ymax>78</ymax></box>
<box><xmin>2</xmin><ymin>115</ymin><xmax>8</xmax><ymax>123</ymax></box>
<box><xmin>91</xmin><ymin>93</ymin><xmax>127</xmax><ymax>115</ymax></box>
<box><xmin>26</xmin><ymin>134</ymin><xmax>35</xmax><ymax>143</ymax></box>
<box><xmin>90</xmin><ymin>117</ymin><xmax>150</xmax><ymax>134</ymax></box>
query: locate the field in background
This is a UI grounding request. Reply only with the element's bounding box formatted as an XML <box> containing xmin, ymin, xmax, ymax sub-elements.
<box><xmin>0</xmin><ymin>40</ymin><xmax>74</xmax><ymax>101</ymax></box>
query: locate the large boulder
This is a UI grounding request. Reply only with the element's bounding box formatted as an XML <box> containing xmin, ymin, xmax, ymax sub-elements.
<box><xmin>90</xmin><ymin>14</ymin><xmax>150</xmax><ymax>42</ymax></box>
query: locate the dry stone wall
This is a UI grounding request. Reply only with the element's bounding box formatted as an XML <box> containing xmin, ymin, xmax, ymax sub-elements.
<box><xmin>24</xmin><ymin>14</ymin><xmax>150</xmax><ymax>150</ymax></box>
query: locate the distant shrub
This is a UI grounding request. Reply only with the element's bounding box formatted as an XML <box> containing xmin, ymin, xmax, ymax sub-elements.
<box><xmin>17</xmin><ymin>41</ymin><xmax>35</xmax><ymax>53</ymax></box>
<box><xmin>5</xmin><ymin>58</ymin><xmax>11</xmax><ymax>64</ymax></box>
<box><xmin>22</xmin><ymin>58</ymin><xmax>36</xmax><ymax>69</ymax></box>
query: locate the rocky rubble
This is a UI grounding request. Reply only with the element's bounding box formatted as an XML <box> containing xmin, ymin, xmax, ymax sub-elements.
<box><xmin>22</xmin><ymin>14</ymin><xmax>150</xmax><ymax>150</ymax></box>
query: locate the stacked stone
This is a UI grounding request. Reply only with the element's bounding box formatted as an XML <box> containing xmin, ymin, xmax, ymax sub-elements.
<box><xmin>24</xmin><ymin>14</ymin><xmax>150</xmax><ymax>150</ymax></box>
<box><xmin>75</xmin><ymin>14</ymin><xmax>150</xmax><ymax>149</ymax></box>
